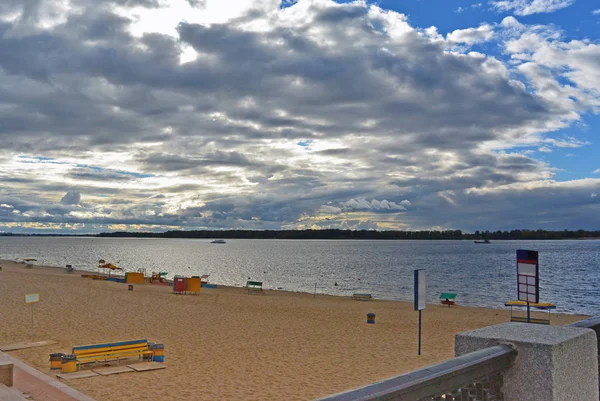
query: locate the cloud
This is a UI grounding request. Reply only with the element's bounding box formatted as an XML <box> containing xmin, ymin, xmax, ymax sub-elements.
<box><xmin>594</xmin><ymin>169</ymin><xmax>600</xmax><ymax>174</ymax></box>
<box><xmin>0</xmin><ymin>0</ymin><xmax>597</xmax><ymax>233</ymax></box>
<box><xmin>593</xmin><ymin>9</ymin><xmax>600</xmax><ymax>15</ymax></box>
<box><xmin>499</xmin><ymin>17</ymin><xmax>600</xmax><ymax>114</ymax></box>
<box><xmin>341</xmin><ymin>198</ymin><xmax>407</xmax><ymax>212</ymax></box>
<box><xmin>60</xmin><ymin>191</ymin><xmax>81</xmax><ymax>205</ymax></box>
<box><xmin>491</xmin><ymin>0</ymin><xmax>575</xmax><ymax>16</ymax></box>
<box><xmin>456</xmin><ymin>3</ymin><xmax>482</xmax><ymax>13</ymax></box>
<box><xmin>447</xmin><ymin>24</ymin><xmax>494</xmax><ymax>44</ymax></box>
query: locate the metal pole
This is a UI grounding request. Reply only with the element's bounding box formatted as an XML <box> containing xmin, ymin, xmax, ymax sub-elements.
<box><xmin>527</xmin><ymin>301</ymin><xmax>531</xmax><ymax>323</ymax></box>
<box><xmin>418</xmin><ymin>309</ymin><xmax>422</xmax><ymax>356</ymax></box>
<box><xmin>31</xmin><ymin>303</ymin><xmax>34</xmax><ymax>343</ymax></box>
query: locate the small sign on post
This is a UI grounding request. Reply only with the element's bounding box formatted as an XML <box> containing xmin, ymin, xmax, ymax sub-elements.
<box><xmin>25</xmin><ymin>293</ymin><xmax>39</xmax><ymax>343</ymax></box>
<box><xmin>517</xmin><ymin>250</ymin><xmax>539</xmax><ymax>323</ymax></box>
<box><xmin>414</xmin><ymin>269</ymin><xmax>426</xmax><ymax>355</ymax></box>
<box><xmin>25</xmin><ymin>293</ymin><xmax>39</xmax><ymax>304</ymax></box>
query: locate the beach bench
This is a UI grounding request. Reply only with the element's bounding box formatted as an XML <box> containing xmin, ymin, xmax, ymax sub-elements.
<box><xmin>505</xmin><ymin>300</ymin><xmax>555</xmax><ymax>325</ymax></box>
<box><xmin>72</xmin><ymin>339</ymin><xmax>153</xmax><ymax>369</ymax></box>
<box><xmin>246</xmin><ymin>281</ymin><xmax>263</xmax><ymax>294</ymax></box>
<box><xmin>352</xmin><ymin>293</ymin><xmax>372</xmax><ymax>301</ymax></box>
<box><xmin>440</xmin><ymin>292</ymin><xmax>457</xmax><ymax>306</ymax></box>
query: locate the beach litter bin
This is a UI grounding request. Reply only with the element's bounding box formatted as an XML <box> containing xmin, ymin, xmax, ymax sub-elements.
<box><xmin>60</xmin><ymin>354</ymin><xmax>77</xmax><ymax>373</ymax></box>
<box><xmin>128</xmin><ymin>284</ymin><xmax>134</xmax><ymax>291</ymax></box>
<box><xmin>151</xmin><ymin>343</ymin><xmax>165</xmax><ymax>362</ymax></box>
<box><xmin>367</xmin><ymin>313</ymin><xmax>376</xmax><ymax>324</ymax></box>
<box><xmin>49</xmin><ymin>353</ymin><xmax>64</xmax><ymax>370</ymax></box>
<box><xmin>143</xmin><ymin>342</ymin><xmax>155</xmax><ymax>361</ymax></box>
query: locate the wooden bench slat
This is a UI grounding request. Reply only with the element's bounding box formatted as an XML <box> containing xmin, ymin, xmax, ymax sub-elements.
<box><xmin>74</xmin><ymin>343</ymin><xmax>149</xmax><ymax>356</ymax></box>
<box><xmin>75</xmin><ymin>349</ymin><xmax>152</xmax><ymax>360</ymax></box>
<box><xmin>77</xmin><ymin>350</ymin><xmax>152</xmax><ymax>362</ymax></box>
<box><xmin>73</xmin><ymin>339</ymin><xmax>147</xmax><ymax>351</ymax></box>
<box><xmin>75</xmin><ymin>347</ymin><xmax>151</xmax><ymax>358</ymax></box>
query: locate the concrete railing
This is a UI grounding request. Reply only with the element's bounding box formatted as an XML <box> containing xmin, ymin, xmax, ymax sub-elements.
<box><xmin>316</xmin><ymin>345</ymin><xmax>516</xmax><ymax>401</ymax></box>
<box><xmin>317</xmin><ymin>317</ymin><xmax>600</xmax><ymax>401</ymax></box>
<box><xmin>569</xmin><ymin>317</ymin><xmax>600</xmax><ymax>398</ymax></box>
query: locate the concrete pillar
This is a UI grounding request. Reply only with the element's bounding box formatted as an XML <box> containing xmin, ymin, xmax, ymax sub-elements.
<box><xmin>455</xmin><ymin>323</ymin><xmax>599</xmax><ymax>401</ymax></box>
<box><xmin>0</xmin><ymin>361</ymin><xmax>13</xmax><ymax>387</ymax></box>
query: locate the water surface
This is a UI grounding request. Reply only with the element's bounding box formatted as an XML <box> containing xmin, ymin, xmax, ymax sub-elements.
<box><xmin>1</xmin><ymin>237</ymin><xmax>598</xmax><ymax>315</ymax></box>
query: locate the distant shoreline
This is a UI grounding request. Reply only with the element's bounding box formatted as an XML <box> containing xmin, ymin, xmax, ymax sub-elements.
<box><xmin>2</xmin><ymin>230</ymin><xmax>600</xmax><ymax>241</ymax></box>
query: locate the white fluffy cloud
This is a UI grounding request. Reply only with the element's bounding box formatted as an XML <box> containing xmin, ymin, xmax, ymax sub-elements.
<box><xmin>447</xmin><ymin>24</ymin><xmax>494</xmax><ymax>44</ymax></box>
<box><xmin>500</xmin><ymin>17</ymin><xmax>600</xmax><ymax>113</ymax></box>
<box><xmin>491</xmin><ymin>0</ymin><xmax>575</xmax><ymax>16</ymax></box>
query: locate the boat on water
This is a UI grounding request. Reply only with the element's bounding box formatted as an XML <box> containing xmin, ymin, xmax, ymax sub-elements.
<box><xmin>474</xmin><ymin>239</ymin><xmax>491</xmax><ymax>244</ymax></box>
<box><xmin>211</xmin><ymin>239</ymin><xmax>226</xmax><ymax>244</ymax></box>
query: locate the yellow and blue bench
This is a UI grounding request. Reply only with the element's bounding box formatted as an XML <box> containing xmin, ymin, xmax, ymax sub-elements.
<box><xmin>505</xmin><ymin>300</ymin><xmax>556</xmax><ymax>325</ymax></box>
<box><xmin>352</xmin><ymin>293</ymin><xmax>372</xmax><ymax>301</ymax></box>
<box><xmin>72</xmin><ymin>339</ymin><xmax>153</xmax><ymax>369</ymax></box>
<box><xmin>246</xmin><ymin>281</ymin><xmax>263</xmax><ymax>294</ymax></box>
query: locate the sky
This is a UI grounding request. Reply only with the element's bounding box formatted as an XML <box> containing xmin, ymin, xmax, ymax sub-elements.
<box><xmin>0</xmin><ymin>0</ymin><xmax>599</xmax><ymax>234</ymax></box>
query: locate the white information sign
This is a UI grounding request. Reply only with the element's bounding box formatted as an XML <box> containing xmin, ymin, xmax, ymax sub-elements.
<box><xmin>414</xmin><ymin>269</ymin><xmax>426</xmax><ymax>311</ymax></box>
<box><xmin>25</xmin><ymin>293</ymin><xmax>39</xmax><ymax>304</ymax></box>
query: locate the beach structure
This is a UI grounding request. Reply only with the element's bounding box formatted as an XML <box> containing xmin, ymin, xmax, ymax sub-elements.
<box><xmin>440</xmin><ymin>292</ymin><xmax>457</xmax><ymax>306</ymax></box>
<box><xmin>125</xmin><ymin>272</ymin><xmax>145</xmax><ymax>284</ymax></box>
<box><xmin>150</xmin><ymin>271</ymin><xmax>169</xmax><ymax>284</ymax></box>
<box><xmin>185</xmin><ymin>276</ymin><xmax>201</xmax><ymax>293</ymax></box>
<box><xmin>505</xmin><ymin>300</ymin><xmax>556</xmax><ymax>324</ymax></box>
<box><xmin>173</xmin><ymin>276</ymin><xmax>186</xmax><ymax>294</ymax></box>
<box><xmin>97</xmin><ymin>262</ymin><xmax>122</xmax><ymax>279</ymax></box>
<box><xmin>246</xmin><ymin>280</ymin><xmax>263</xmax><ymax>294</ymax></box>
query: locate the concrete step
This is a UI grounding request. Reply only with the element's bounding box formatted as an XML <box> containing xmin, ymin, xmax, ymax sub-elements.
<box><xmin>0</xmin><ymin>384</ymin><xmax>30</xmax><ymax>401</ymax></box>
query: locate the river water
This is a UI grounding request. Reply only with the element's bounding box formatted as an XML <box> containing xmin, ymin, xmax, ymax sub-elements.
<box><xmin>1</xmin><ymin>237</ymin><xmax>598</xmax><ymax>315</ymax></box>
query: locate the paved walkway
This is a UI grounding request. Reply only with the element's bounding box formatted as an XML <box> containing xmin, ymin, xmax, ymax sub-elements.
<box><xmin>0</xmin><ymin>351</ymin><xmax>95</xmax><ymax>401</ymax></box>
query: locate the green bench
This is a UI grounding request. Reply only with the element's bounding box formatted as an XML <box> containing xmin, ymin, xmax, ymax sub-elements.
<box><xmin>352</xmin><ymin>293</ymin><xmax>372</xmax><ymax>301</ymax></box>
<box><xmin>246</xmin><ymin>281</ymin><xmax>263</xmax><ymax>295</ymax></box>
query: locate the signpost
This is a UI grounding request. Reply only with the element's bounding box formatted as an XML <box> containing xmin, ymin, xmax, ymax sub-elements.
<box><xmin>414</xmin><ymin>269</ymin><xmax>426</xmax><ymax>355</ymax></box>
<box><xmin>516</xmin><ymin>250</ymin><xmax>539</xmax><ymax>323</ymax></box>
<box><xmin>25</xmin><ymin>293</ymin><xmax>39</xmax><ymax>342</ymax></box>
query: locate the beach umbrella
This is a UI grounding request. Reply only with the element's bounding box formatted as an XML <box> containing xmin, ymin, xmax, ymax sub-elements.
<box><xmin>98</xmin><ymin>263</ymin><xmax>122</xmax><ymax>278</ymax></box>
<box><xmin>99</xmin><ymin>263</ymin><xmax>121</xmax><ymax>270</ymax></box>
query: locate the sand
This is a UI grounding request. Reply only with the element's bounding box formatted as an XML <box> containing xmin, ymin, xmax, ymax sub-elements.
<box><xmin>0</xmin><ymin>260</ymin><xmax>588</xmax><ymax>401</ymax></box>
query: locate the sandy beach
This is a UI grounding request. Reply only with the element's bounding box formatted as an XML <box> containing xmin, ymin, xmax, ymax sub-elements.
<box><xmin>0</xmin><ymin>260</ymin><xmax>588</xmax><ymax>401</ymax></box>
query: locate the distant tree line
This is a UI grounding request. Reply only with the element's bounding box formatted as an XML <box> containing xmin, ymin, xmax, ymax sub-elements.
<box><xmin>2</xmin><ymin>228</ymin><xmax>600</xmax><ymax>240</ymax></box>
<box><xmin>90</xmin><ymin>229</ymin><xmax>600</xmax><ymax>240</ymax></box>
